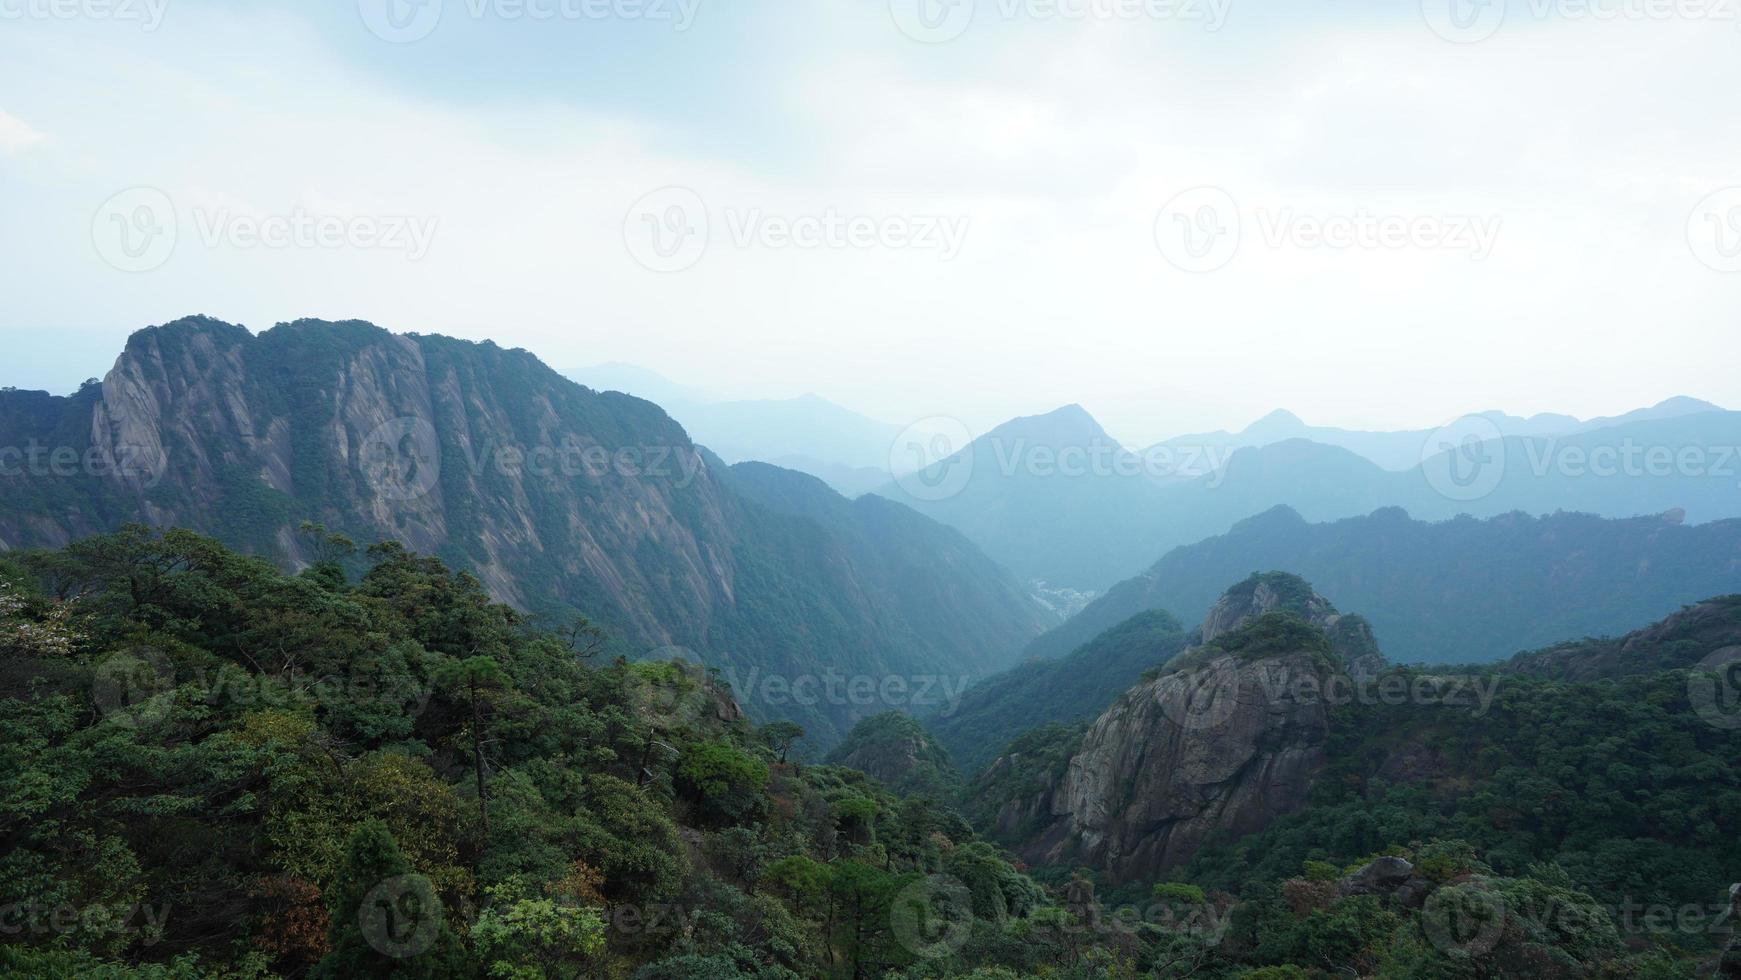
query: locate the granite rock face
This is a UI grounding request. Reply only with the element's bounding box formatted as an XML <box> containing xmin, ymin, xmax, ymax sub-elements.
<box><xmin>1338</xmin><ymin>857</ymin><xmax>1435</xmax><ymax>909</ymax></box>
<box><xmin>1016</xmin><ymin>573</ymin><xmax>1386</xmax><ymax>883</ymax></box>
<box><xmin>1026</xmin><ymin>650</ymin><xmax>1332</xmax><ymax>882</ymax></box>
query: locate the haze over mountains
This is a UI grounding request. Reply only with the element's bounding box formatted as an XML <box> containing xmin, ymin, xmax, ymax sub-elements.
<box><xmin>878</xmin><ymin>400</ymin><xmax>1741</xmax><ymax>591</ymax></box>
<box><xmin>1146</xmin><ymin>396</ymin><xmax>1726</xmax><ymax>476</ymax></box>
<box><xmin>566</xmin><ymin>363</ymin><xmax>899</xmax><ymax>497</ymax></box>
<box><xmin>1021</xmin><ymin>505</ymin><xmax>1741</xmax><ymax>667</ymax></box>
<box><xmin>568</xmin><ymin>364</ymin><xmax>1739</xmax><ymax>594</ymax></box>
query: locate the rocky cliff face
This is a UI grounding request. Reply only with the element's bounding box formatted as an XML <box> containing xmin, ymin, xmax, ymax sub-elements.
<box><xmin>0</xmin><ymin>316</ymin><xmax>1053</xmax><ymax>746</ymax></box>
<box><xmin>1013</xmin><ymin>573</ymin><xmax>1384</xmax><ymax>883</ymax></box>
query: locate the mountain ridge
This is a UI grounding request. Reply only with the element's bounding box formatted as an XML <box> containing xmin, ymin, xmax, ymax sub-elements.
<box><xmin>0</xmin><ymin>315</ymin><xmax>1053</xmax><ymax>747</ymax></box>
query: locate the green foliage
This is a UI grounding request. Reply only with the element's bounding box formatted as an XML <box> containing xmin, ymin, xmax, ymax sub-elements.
<box><xmin>825</xmin><ymin>711</ymin><xmax>960</xmax><ymax>798</ymax></box>
<box><xmin>677</xmin><ymin>740</ymin><xmax>771</xmax><ymax>827</ymax></box>
<box><xmin>0</xmin><ymin>528</ymin><xmax>1061</xmax><ymax>978</ymax></box>
<box><xmin>5</xmin><ymin>525</ymin><xmax>1732</xmax><ymax>979</ymax></box>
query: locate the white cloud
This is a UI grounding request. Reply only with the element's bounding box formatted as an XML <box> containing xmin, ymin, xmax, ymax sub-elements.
<box><xmin>0</xmin><ymin>108</ymin><xmax>46</xmax><ymax>154</ymax></box>
<box><xmin>1</xmin><ymin>7</ymin><xmax>1738</xmax><ymax>438</ymax></box>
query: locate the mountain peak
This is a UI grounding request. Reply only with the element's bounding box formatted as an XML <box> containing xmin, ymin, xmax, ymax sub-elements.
<box><xmin>1651</xmin><ymin>395</ymin><xmax>1723</xmax><ymax>414</ymax></box>
<box><xmin>125</xmin><ymin>314</ymin><xmax>252</xmax><ymax>350</ymax></box>
<box><xmin>985</xmin><ymin>404</ymin><xmax>1114</xmax><ymax>447</ymax></box>
<box><xmin>1244</xmin><ymin>408</ymin><xmax>1306</xmax><ymax>434</ymax></box>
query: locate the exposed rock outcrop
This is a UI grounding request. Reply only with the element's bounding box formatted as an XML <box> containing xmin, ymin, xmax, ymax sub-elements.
<box><xmin>1338</xmin><ymin>857</ymin><xmax>1435</xmax><ymax>909</ymax></box>
<box><xmin>1016</xmin><ymin>573</ymin><xmax>1387</xmax><ymax>883</ymax></box>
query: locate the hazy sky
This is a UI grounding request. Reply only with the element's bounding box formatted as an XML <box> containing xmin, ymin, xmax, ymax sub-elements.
<box><xmin>3</xmin><ymin>0</ymin><xmax>1740</xmax><ymax>445</ymax></box>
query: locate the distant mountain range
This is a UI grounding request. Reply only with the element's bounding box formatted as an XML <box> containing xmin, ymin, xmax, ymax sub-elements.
<box><xmin>1146</xmin><ymin>396</ymin><xmax>1723</xmax><ymax>475</ymax></box>
<box><xmin>0</xmin><ymin>317</ymin><xmax>1053</xmax><ymax>748</ymax></box>
<box><xmin>1028</xmin><ymin>504</ymin><xmax>1741</xmax><ymax>665</ymax></box>
<box><xmin>877</xmin><ymin>400</ymin><xmax>1741</xmax><ymax>591</ymax></box>
<box><xmin>566</xmin><ymin>363</ymin><xmax>898</xmax><ymax>496</ymax></box>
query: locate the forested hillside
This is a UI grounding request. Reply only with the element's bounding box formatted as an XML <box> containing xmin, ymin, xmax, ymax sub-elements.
<box><xmin>7</xmin><ymin>528</ymin><xmax>1734</xmax><ymax>977</ymax></box>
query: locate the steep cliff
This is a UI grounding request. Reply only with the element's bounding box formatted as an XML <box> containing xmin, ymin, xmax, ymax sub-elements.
<box><xmin>1010</xmin><ymin>573</ymin><xmax>1384</xmax><ymax>882</ymax></box>
<box><xmin>0</xmin><ymin>316</ymin><xmax>1053</xmax><ymax>746</ymax></box>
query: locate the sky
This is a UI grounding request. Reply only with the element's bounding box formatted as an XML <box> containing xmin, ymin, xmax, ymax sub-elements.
<box><xmin>2</xmin><ymin>0</ymin><xmax>1740</xmax><ymax>446</ymax></box>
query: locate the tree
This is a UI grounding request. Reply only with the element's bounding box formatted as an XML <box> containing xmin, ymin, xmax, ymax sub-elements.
<box><xmin>759</xmin><ymin>721</ymin><xmax>805</xmax><ymax>764</ymax></box>
<box><xmin>433</xmin><ymin>656</ymin><xmax>511</xmax><ymax>836</ymax></box>
<box><xmin>313</xmin><ymin>820</ymin><xmax>470</xmax><ymax>978</ymax></box>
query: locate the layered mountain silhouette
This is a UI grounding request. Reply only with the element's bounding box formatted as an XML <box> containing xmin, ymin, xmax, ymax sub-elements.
<box><xmin>1030</xmin><ymin>504</ymin><xmax>1741</xmax><ymax>665</ymax></box>
<box><xmin>881</xmin><ymin>400</ymin><xmax>1741</xmax><ymax>591</ymax></box>
<box><xmin>566</xmin><ymin>363</ymin><xmax>898</xmax><ymax>495</ymax></box>
<box><xmin>0</xmin><ymin>317</ymin><xmax>1053</xmax><ymax>747</ymax></box>
<box><xmin>1146</xmin><ymin>397</ymin><xmax>1724</xmax><ymax>474</ymax></box>
<box><xmin>872</xmin><ymin>405</ymin><xmax>1174</xmax><ymax>590</ymax></box>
